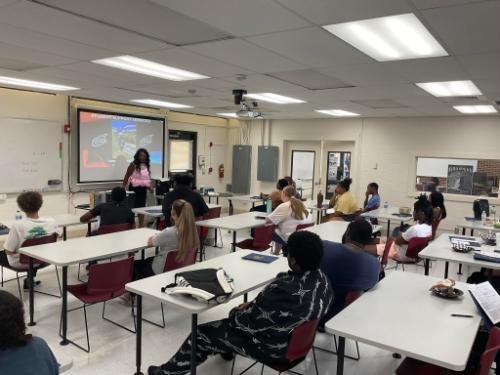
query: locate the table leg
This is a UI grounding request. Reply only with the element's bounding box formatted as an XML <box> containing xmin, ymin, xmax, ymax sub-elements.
<box><xmin>199</xmin><ymin>228</ymin><xmax>204</xmax><ymax>263</ymax></box>
<box><xmin>87</xmin><ymin>222</ymin><xmax>91</xmax><ymax>237</ymax></box>
<box><xmin>316</xmin><ymin>211</ymin><xmax>320</xmax><ymax>224</ymax></box>
<box><xmin>462</xmin><ymin>228</ymin><xmax>466</xmax><ymax>236</ymax></box>
<box><xmin>141</xmin><ymin>249</ymin><xmax>145</xmax><ymax>260</ymax></box>
<box><xmin>214</xmin><ymin>227</ymin><xmax>218</xmax><ymax>247</ymax></box>
<box><xmin>191</xmin><ymin>314</ymin><xmax>198</xmax><ymax>375</ymax></box>
<box><xmin>471</xmin><ymin>229</ymin><xmax>474</xmax><ymax>236</ymax></box>
<box><xmin>232</xmin><ymin>231</ymin><xmax>236</xmax><ymax>252</ymax></box>
<box><xmin>63</xmin><ymin>226</ymin><xmax>67</xmax><ymax>241</ymax></box>
<box><xmin>424</xmin><ymin>259</ymin><xmax>430</xmax><ymax>276</ymax></box>
<box><xmin>135</xmin><ymin>295</ymin><xmax>143</xmax><ymax>375</ymax></box>
<box><xmin>444</xmin><ymin>262</ymin><xmax>449</xmax><ymax>279</ymax></box>
<box><xmin>208</xmin><ymin>196</ymin><xmax>212</xmax><ymax>204</ymax></box>
<box><xmin>229</xmin><ymin>200</ymin><xmax>234</xmax><ymax>216</ymax></box>
<box><xmin>244</xmin><ymin>293</ymin><xmax>248</xmax><ymax>303</ymax></box>
<box><xmin>458</xmin><ymin>264</ymin><xmax>463</xmax><ymax>275</ymax></box>
<box><xmin>336</xmin><ymin>336</ymin><xmax>345</xmax><ymax>375</ymax></box>
<box><xmin>60</xmin><ymin>266</ymin><xmax>69</xmax><ymax>345</ymax></box>
<box><xmin>251</xmin><ymin>202</ymin><xmax>255</xmax><ymax>209</ymax></box>
<box><xmin>28</xmin><ymin>257</ymin><xmax>36</xmax><ymax>326</ymax></box>
<box><xmin>216</xmin><ymin>197</ymin><xmax>219</xmax><ymax>205</ymax></box>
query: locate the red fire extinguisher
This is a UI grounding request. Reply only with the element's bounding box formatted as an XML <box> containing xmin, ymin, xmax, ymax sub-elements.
<box><xmin>218</xmin><ymin>164</ymin><xmax>224</xmax><ymax>178</ymax></box>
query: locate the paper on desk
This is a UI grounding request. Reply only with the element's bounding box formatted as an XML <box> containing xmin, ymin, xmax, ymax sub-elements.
<box><xmin>469</xmin><ymin>282</ymin><xmax>500</xmax><ymax>325</ymax></box>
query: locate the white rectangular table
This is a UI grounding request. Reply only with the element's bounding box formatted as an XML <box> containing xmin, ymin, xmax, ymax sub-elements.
<box><xmin>2</xmin><ymin>213</ymin><xmax>96</xmax><ymax>241</ymax></box>
<box><xmin>226</xmin><ymin>195</ymin><xmax>265</xmax><ymax>215</ymax></box>
<box><xmin>361</xmin><ymin>206</ymin><xmax>414</xmax><ymax>236</ymax></box>
<box><xmin>126</xmin><ymin>249</ymin><xmax>288</xmax><ymax>375</ymax></box>
<box><xmin>419</xmin><ymin>232</ymin><xmax>500</xmax><ymax>278</ymax></box>
<box><xmin>303</xmin><ymin>221</ymin><xmax>382</xmax><ymax>243</ymax></box>
<box><xmin>19</xmin><ymin>228</ymin><xmax>158</xmax><ymax>344</ymax></box>
<box><xmin>304</xmin><ymin>201</ymin><xmax>331</xmax><ymax>223</ymax></box>
<box><xmin>195</xmin><ymin>211</ymin><xmax>268</xmax><ymax>252</ymax></box>
<box><xmin>326</xmin><ymin>271</ymin><xmax>481</xmax><ymax>375</ymax></box>
<box><xmin>456</xmin><ymin>218</ymin><xmax>500</xmax><ymax>236</ymax></box>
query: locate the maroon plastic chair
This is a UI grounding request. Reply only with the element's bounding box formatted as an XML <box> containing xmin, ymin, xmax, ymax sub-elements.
<box><xmin>96</xmin><ymin>223</ymin><xmax>133</xmax><ymax>235</ymax></box>
<box><xmin>380</xmin><ymin>237</ymin><xmax>395</xmax><ymax>271</ymax></box>
<box><xmin>396</xmin><ymin>236</ymin><xmax>430</xmax><ymax>271</ymax></box>
<box><xmin>231</xmin><ymin>319</ymin><xmax>320</xmax><ymax>375</ymax></box>
<box><xmin>431</xmin><ymin>219</ymin><xmax>441</xmax><ymax>240</ymax></box>
<box><xmin>397</xmin><ymin>327</ymin><xmax>500</xmax><ymax>375</ymax></box>
<box><xmin>65</xmin><ymin>257</ymin><xmax>135</xmax><ymax>352</ymax></box>
<box><xmin>295</xmin><ymin>223</ymin><xmax>314</xmax><ymax>231</ymax></box>
<box><xmin>0</xmin><ymin>233</ymin><xmax>59</xmax><ymax>299</ymax></box>
<box><xmin>235</xmin><ymin>224</ymin><xmax>275</xmax><ymax>252</ymax></box>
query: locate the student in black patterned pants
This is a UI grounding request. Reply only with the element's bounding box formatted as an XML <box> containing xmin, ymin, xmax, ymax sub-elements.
<box><xmin>148</xmin><ymin>231</ymin><xmax>333</xmax><ymax>375</ymax></box>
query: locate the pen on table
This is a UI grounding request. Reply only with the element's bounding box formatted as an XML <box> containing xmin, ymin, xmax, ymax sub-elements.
<box><xmin>494</xmin><ymin>250</ymin><xmax>500</xmax><ymax>253</ymax></box>
<box><xmin>451</xmin><ymin>314</ymin><xmax>473</xmax><ymax>318</ymax></box>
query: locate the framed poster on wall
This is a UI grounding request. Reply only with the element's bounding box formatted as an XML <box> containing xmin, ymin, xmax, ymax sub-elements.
<box><xmin>326</xmin><ymin>151</ymin><xmax>351</xmax><ymax>199</ymax></box>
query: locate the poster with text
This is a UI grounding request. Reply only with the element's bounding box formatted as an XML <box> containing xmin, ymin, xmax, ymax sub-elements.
<box><xmin>447</xmin><ymin>164</ymin><xmax>473</xmax><ymax>195</ymax></box>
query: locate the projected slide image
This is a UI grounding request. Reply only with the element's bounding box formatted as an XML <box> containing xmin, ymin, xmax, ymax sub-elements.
<box><xmin>78</xmin><ymin>110</ymin><xmax>164</xmax><ymax>183</ymax></box>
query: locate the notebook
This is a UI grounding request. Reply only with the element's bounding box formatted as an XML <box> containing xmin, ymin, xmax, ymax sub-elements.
<box><xmin>145</xmin><ymin>209</ymin><xmax>163</xmax><ymax>214</ymax></box>
<box><xmin>242</xmin><ymin>253</ymin><xmax>279</xmax><ymax>264</ymax></box>
<box><xmin>449</xmin><ymin>236</ymin><xmax>481</xmax><ymax>248</ymax></box>
<box><xmin>474</xmin><ymin>252</ymin><xmax>500</xmax><ymax>263</ymax></box>
<box><xmin>469</xmin><ymin>282</ymin><xmax>500</xmax><ymax>326</ymax></box>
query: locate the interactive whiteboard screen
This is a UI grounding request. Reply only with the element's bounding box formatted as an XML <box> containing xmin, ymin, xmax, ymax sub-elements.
<box><xmin>78</xmin><ymin>109</ymin><xmax>164</xmax><ymax>183</ymax></box>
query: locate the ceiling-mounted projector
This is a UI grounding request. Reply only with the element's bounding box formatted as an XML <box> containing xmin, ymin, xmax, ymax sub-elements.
<box><xmin>232</xmin><ymin>89</ymin><xmax>262</xmax><ymax>118</ymax></box>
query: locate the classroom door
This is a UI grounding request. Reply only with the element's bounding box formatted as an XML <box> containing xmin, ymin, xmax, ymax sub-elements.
<box><xmin>168</xmin><ymin>130</ymin><xmax>197</xmax><ymax>182</ymax></box>
<box><xmin>291</xmin><ymin>150</ymin><xmax>316</xmax><ymax>199</ymax></box>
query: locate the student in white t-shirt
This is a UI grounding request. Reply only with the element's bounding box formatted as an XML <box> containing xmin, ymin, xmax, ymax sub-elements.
<box><xmin>389</xmin><ymin>195</ymin><xmax>433</xmax><ymax>262</ymax></box>
<box><xmin>266</xmin><ymin>186</ymin><xmax>313</xmax><ymax>255</ymax></box>
<box><xmin>2</xmin><ymin>192</ymin><xmax>59</xmax><ymax>289</ymax></box>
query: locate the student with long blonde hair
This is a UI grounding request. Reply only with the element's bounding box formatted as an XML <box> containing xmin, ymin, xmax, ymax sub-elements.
<box><xmin>133</xmin><ymin>199</ymin><xmax>199</xmax><ymax>280</ymax></box>
<box><xmin>266</xmin><ymin>186</ymin><xmax>313</xmax><ymax>255</ymax></box>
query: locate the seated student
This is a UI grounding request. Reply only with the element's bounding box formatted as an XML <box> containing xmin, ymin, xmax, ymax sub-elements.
<box><xmin>161</xmin><ymin>173</ymin><xmax>208</xmax><ymax>226</ymax></box>
<box><xmin>134</xmin><ymin>199</ymin><xmax>199</xmax><ymax>280</ymax></box>
<box><xmin>388</xmin><ymin>195</ymin><xmax>433</xmax><ymax>262</ymax></box>
<box><xmin>323</xmin><ymin>178</ymin><xmax>358</xmax><ymax>222</ymax></box>
<box><xmin>361</xmin><ymin>182</ymin><xmax>380</xmax><ymax>213</ymax></box>
<box><xmin>80</xmin><ymin>186</ymin><xmax>135</xmax><ymax>228</ymax></box>
<box><xmin>266</xmin><ymin>186</ymin><xmax>313</xmax><ymax>255</ymax></box>
<box><xmin>319</xmin><ymin>218</ymin><xmax>380</xmax><ymax>330</ymax></box>
<box><xmin>0</xmin><ymin>290</ymin><xmax>59</xmax><ymax>375</ymax></box>
<box><xmin>429</xmin><ymin>190</ymin><xmax>447</xmax><ymax>223</ymax></box>
<box><xmin>2</xmin><ymin>192</ymin><xmax>59</xmax><ymax>289</ymax></box>
<box><xmin>147</xmin><ymin>231</ymin><xmax>333</xmax><ymax>375</ymax></box>
<box><xmin>283</xmin><ymin>176</ymin><xmax>303</xmax><ymax>199</ymax></box>
<box><xmin>252</xmin><ymin>178</ymin><xmax>289</xmax><ymax>212</ymax></box>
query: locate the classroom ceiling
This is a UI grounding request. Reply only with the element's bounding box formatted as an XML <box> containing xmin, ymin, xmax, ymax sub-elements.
<box><xmin>0</xmin><ymin>0</ymin><xmax>498</xmax><ymax>119</ymax></box>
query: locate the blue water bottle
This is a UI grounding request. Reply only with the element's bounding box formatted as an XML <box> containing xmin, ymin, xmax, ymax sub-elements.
<box><xmin>266</xmin><ymin>199</ymin><xmax>273</xmax><ymax>213</ymax></box>
<box><xmin>15</xmin><ymin>210</ymin><xmax>22</xmax><ymax>221</ymax></box>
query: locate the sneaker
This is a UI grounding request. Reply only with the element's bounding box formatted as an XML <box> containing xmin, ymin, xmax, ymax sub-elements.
<box><xmin>147</xmin><ymin>366</ymin><xmax>163</xmax><ymax>375</ymax></box>
<box><xmin>23</xmin><ymin>279</ymin><xmax>41</xmax><ymax>290</ymax></box>
<box><xmin>220</xmin><ymin>352</ymin><xmax>234</xmax><ymax>361</ymax></box>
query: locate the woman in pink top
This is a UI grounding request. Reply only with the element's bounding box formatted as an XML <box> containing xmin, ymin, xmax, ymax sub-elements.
<box><xmin>123</xmin><ymin>148</ymin><xmax>152</xmax><ymax>227</ymax></box>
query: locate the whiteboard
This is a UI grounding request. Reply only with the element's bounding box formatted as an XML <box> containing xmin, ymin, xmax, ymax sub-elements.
<box><xmin>416</xmin><ymin>157</ymin><xmax>478</xmax><ymax>178</ymax></box>
<box><xmin>0</xmin><ymin>118</ymin><xmax>63</xmax><ymax>193</ymax></box>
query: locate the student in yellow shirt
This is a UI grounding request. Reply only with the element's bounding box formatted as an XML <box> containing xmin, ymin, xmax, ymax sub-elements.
<box><xmin>323</xmin><ymin>178</ymin><xmax>358</xmax><ymax>222</ymax></box>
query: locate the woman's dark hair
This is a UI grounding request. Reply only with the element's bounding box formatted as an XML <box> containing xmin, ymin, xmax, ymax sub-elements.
<box><xmin>133</xmin><ymin>148</ymin><xmax>150</xmax><ymax>171</ymax></box>
<box><xmin>287</xmin><ymin>231</ymin><xmax>323</xmax><ymax>271</ymax></box>
<box><xmin>342</xmin><ymin>218</ymin><xmax>373</xmax><ymax>245</ymax></box>
<box><xmin>17</xmin><ymin>192</ymin><xmax>43</xmax><ymax>214</ymax></box>
<box><xmin>430</xmin><ymin>191</ymin><xmax>447</xmax><ymax>219</ymax></box>
<box><xmin>339</xmin><ymin>178</ymin><xmax>353</xmax><ymax>191</ymax></box>
<box><xmin>276</xmin><ymin>178</ymin><xmax>289</xmax><ymax>190</ymax></box>
<box><xmin>283</xmin><ymin>176</ymin><xmax>296</xmax><ymax>189</ymax></box>
<box><xmin>111</xmin><ymin>187</ymin><xmax>127</xmax><ymax>203</ymax></box>
<box><xmin>414</xmin><ymin>194</ymin><xmax>433</xmax><ymax>225</ymax></box>
<box><xmin>0</xmin><ymin>291</ymin><xmax>31</xmax><ymax>350</ymax></box>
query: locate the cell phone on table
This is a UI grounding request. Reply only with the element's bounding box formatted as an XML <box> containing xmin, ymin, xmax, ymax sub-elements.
<box><xmin>255</xmin><ymin>216</ymin><xmax>266</xmax><ymax>220</ymax></box>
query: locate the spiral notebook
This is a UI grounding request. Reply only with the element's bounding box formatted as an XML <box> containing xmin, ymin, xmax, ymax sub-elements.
<box><xmin>242</xmin><ymin>253</ymin><xmax>279</xmax><ymax>264</ymax></box>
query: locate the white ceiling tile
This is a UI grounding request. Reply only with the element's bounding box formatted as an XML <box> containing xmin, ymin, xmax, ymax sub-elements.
<box><xmin>318</xmin><ymin>62</ymin><xmax>409</xmax><ymax>85</ymax></box>
<box><xmin>247</xmin><ymin>27</ymin><xmax>372</xmax><ymax>68</ymax></box>
<box><xmin>136</xmin><ymin>48</ymin><xmax>253</xmax><ymax>79</ymax></box>
<box><xmin>411</xmin><ymin>0</ymin><xmax>484</xmax><ymax>10</ymax></box>
<box><xmin>456</xmin><ymin>53</ymin><xmax>500</xmax><ymax>80</ymax></box>
<box><xmin>221</xmin><ymin>74</ymin><xmax>310</xmax><ymax>98</ymax></box>
<box><xmin>421</xmin><ymin>1</ymin><xmax>500</xmax><ymax>55</ymax></box>
<box><xmin>0</xmin><ymin>1</ymin><xmax>169</xmax><ymax>53</ymax></box>
<box><xmin>151</xmin><ymin>0</ymin><xmax>311</xmax><ymax>37</ymax></box>
<box><xmin>383</xmin><ymin>57</ymin><xmax>469</xmax><ymax>82</ymax></box>
<box><xmin>185</xmin><ymin>39</ymin><xmax>306</xmax><ymax>73</ymax></box>
<box><xmin>22</xmin><ymin>66</ymin><xmax>113</xmax><ymax>87</ymax></box>
<box><xmin>0</xmin><ymin>0</ymin><xmax>20</xmax><ymax>7</ymax></box>
<box><xmin>276</xmin><ymin>0</ymin><xmax>412</xmax><ymax>25</ymax></box>
<box><xmin>0</xmin><ymin>23</ymin><xmax>114</xmax><ymax>60</ymax></box>
<box><xmin>36</xmin><ymin>0</ymin><xmax>230</xmax><ymax>45</ymax></box>
<box><xmin>0</xmin><ymin>41</ymin><xmax>75</xmax><ymax>66</ymax></box>
<box><xmin>0</xmin><ymin>56</ymin><xmax>42</xmax><ymax>71</ymax></box>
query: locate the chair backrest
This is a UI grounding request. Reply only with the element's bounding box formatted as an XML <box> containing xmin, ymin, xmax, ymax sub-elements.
<box><xmin>345</xmin><ymin>290</ymin><xmax>363</xmax><ymax>306</ymax></box>
<box><xmin>431</xmin><ymin>219</ymin><xmax>441</xmax><ymax>240</ymax></box>
<box><xmin>207</xmin><ymin>206</ymin><xmax>221</xmax><ymax>219</ymax></box>
<box><xmin>405</xmin><ymin>236</ymin><xmax>430</xmax><ymax>259</ymax></box>
<box><xmin>252</xmin><ymin>224</ymin><xmax>275</xmax><ymax>249</ymax></box>
<box><xmin>380</xmin><ymin>237</ymin><xmax>395</xmax><ymax>268</ymax></box>
<box><xmin>96</xmin><ymin>223</ymin><xmax>133</xmax><ymax>235</ymax></box>
<box><xmin>295</xmin><ymin>223</ymin><xmax>314</xmax><ymax>231</ymax></box>
<box><xmin>285</xmin><ymin>319</ymin><xmax>320</xmax><ymax>362</ymax></box>
<box><xmin>164</xmin><ymin>248</ymin><xmax>198</xmax><ymax>272</ymax></box>
<box><xmin>478</xmin><ymin>327</ymin><xmax>500</xmax><ymax>375</ymax></box>
<box><xmin>19</xmin><ymin>233</ymin><xmax>58</xmax><ymax>265</ymax></box>
<box><xmin>87</xmin><ymin>257</ymin><xmax>134</xmax><ymax>297</ymax></box>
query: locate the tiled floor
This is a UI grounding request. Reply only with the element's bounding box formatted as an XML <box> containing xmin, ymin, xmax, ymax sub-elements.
<box><xmin>1</xmin><ymin>226</ymin><xmax>477</xmax><ymax>375</ymax></box>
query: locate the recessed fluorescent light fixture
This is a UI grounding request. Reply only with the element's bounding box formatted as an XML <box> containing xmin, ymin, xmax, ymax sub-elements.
<box><xmin>453</xmin><ymin>105</ymin><xmax>497</xmax><ymax>114</ymax></box>
<box><xmin>93</xmin><ymin>55</ymin><xmax>209</xmax><ymax>81</ymax></box>
<box><xmin>0</xmin><ymin>76</ymin><xmax>79</xmax><ymax>91</ymax></box>
<box><xmin>245</xmin><ymin>93</ymin><xmax>305</xmax><ymax>104</ymax></box>
<box><xmin>130</xmin><ymin>99</ymin><xmax>193</xmax><ymax>109</ymax></box>
<box><xmin>315</xmin><ymin>109</ymin><xmax>360</xmax><ymax>117</ymax></box>
<box><xmin>322</xmin><ymin>13</ymin><xmax>448</xmax><ymax>62</ymax></box>
<box><xmin>217</xmin><ymin>113</ymin><xmax>239</xmax><ymax>118</ymax></box>
<box><xmin>416</xmin><ymin>80</ymin><xmax>482</xmax><ymax>97</ymax></box>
